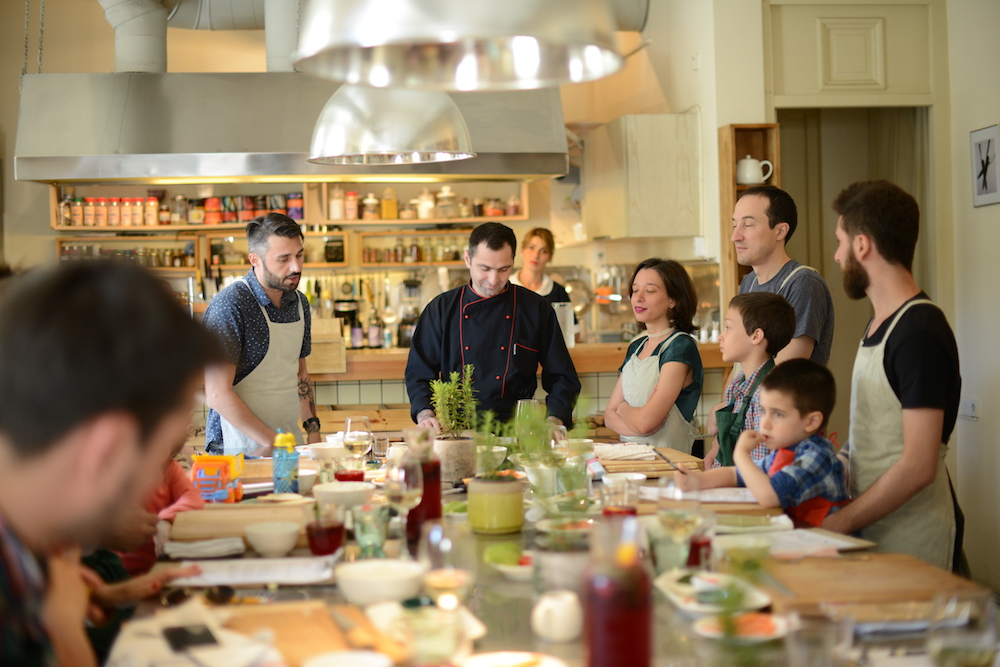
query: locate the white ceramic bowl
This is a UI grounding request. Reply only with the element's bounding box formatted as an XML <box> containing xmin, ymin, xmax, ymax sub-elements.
<box><xmin>309</xmin><ymin>443</ymin><xmax>346</xmax><ymax>461</ymax></box>
<box><xmin>244</xmin><ymin>521</ymin><xmax>300</xmax><ymax>558</ymax></box>
<box><xmin>298</xmin><ymin>469</ymin><xmax>318</xmax><ymax>493</ymax></box>
<box><xmin>335</xmin><ymin>559</ymin><xmax>425</xmax><ymax>606</ymax></box>
<box><xmin>313</xmin><ymin>481</ymin><xmax>376</xmax><ymax>507</ymax></box>
<box><xmin>601</xmin><ymin>472</ymin><xmax>647</xmax><ymax>486</ymax></box>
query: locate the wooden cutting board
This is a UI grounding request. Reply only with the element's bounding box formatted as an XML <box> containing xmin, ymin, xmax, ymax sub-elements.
<box><xmin>171</xmin><ymin>503</ymin><xmax>314</xmax><ymax>547</ymax></box>
<box><xmin>760</xmin><ymin>553</ymin><xmax>986</xmax><ymax>613</ymax></box>
<box><xmin>223</xmin><ymin>601</ymin><xmax>406</xmax><ymax>666</ymax></box>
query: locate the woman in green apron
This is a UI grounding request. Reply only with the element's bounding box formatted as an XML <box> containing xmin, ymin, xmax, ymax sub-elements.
<box><xmin>604</xmin><ymin>259</ymin><xmax>702</xmax><ymax>454</ymax></box>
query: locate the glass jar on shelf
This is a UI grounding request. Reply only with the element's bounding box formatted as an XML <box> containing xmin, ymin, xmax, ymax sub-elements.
<box><xmin>362</xmin><ymin>192</ymin><xmax>380</xmax><ymax>220</ymax></box>
<box><xmin>95</xmin><ymin>198</ymin><xmax>109</xmax><ymax>227</ymax></box>
<box><xmin>401</xmin><ymin>200</ymin><xmax>418</xmax><ymax>220</ymax></box>
<box><xmin>381</xmin><ymin>187</ymin><xmax>398</xmax><ymax>219</ymax></box>
<box><xmin>395</xmin><ymin>238</ymin><xmax>406</xmax><ymax>263</ymax></box>
<box><xmin>458</xmin><ymin>198</ymin><xmax>472</xmax><ymax>218</ymax></box>
<box><xmin>506</xmin><ymin>193</ymin><xmax>521</xmax><ymax>216</ymax></box>
<box><xmin>417</xmin><ymin>188</ymin><xmax>436</xmax><ymax>220</ymax></box>
<box><xmin>344</xmin><ymin>191</ymin><xmax>359</xmax><ymax>220</ymax></box>
<box><xmin>436</xmin><ymin>185</ymin><xmax>457</xmax><ymax>219</ymax></box>
<box><xmin>328</xmin><ymin>185</ymin><xmax>345</xmax><ymax>221</ymax></box>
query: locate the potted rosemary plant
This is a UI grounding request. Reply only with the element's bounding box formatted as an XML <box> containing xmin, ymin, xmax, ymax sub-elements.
<box><xmin>430</xmin><ymin>364</ymin><xmax>478</xmax><ymax>483</ymax></box>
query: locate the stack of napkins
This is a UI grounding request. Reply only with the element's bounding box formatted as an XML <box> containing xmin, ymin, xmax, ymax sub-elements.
<box><xmin>163</xmin><ymin>537</ymin><xmax>246</xmax><ymax>560</ymax></box>
<box><xmin>593</xmin><ymin>444</ymin><xmax>656</xmax><ymax>461</ymax></box>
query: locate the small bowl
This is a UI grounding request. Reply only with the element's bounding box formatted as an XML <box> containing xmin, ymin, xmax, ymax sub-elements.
<box><xmin>493</xmin><ymin>551</ymin><xmax>534</xmax><ymax>582</ymax></box>
<box><xmin>244</xmin><ymin>521</ymin><xmax>300</xmax><ymax>558</ymax></box>
<box><xmin>309</xmin><ymin>443</ymin><xmax>346</xmax><ymax>461</ymax></box>
<box><xmin>298</xmin><ymin>469</ymin><xmax>318</xmax><ymax>493</ymax></box>
<box><xmin>313</xmin><ymin>481</ymin><xmax>376</xmax><ymax>507</ymax></box>
<box><xmin>335</xmin><ymin>559</ymin><xmax>425</xmax><ymax>606</ymax></box>
<box><xmin>602</xmin><ymin>472</ymin><xmax>647</xmax><ymax>486</ymax></box>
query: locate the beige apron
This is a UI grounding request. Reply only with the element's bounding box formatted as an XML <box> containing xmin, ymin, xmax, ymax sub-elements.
<box><xmin>220</xmin><ymin>278</ymin><xmax>305</xmax><ymax>455</ymax></box>
<box><xmin>620</xmin><ymin>331</ymin><xmax>701</xmax><ymax>454</ymax></box>
<box><xmin>849</xmin><ymin>299</ymin><xmax>954</xmax><ymax>569</ymax></box>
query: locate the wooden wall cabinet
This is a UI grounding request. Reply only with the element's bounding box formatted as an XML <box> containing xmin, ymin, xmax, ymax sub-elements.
<box><xmin>583</xmin><ymin>114</ymin><xmax>700</xmax><ymax>240</ymax></box>
<box><xmin>718</xmin><ymin>124</ymin><xmax>782</xmax><ymax>308</ymax></box>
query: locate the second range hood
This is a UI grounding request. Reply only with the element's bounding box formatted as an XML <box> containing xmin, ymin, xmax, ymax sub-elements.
<box><xmin>14</xmin><ymin>72</ymin><xmax>568</xmax><ymax>185</ymax></box>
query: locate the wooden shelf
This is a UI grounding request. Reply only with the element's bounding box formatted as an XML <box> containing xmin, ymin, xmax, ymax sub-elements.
<box><xmin>358</xmin><ymin>261</ymin><xmax>465</xmax><ymax>268</ymax></box>
<box><xmin>719</xmin><ymin>123</ymin><xmax>781</xmax><ymax>307</ymax></box>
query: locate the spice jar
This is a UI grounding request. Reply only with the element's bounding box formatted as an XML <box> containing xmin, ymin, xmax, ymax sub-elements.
<box><xmin>344</xmin><ymin>191</ymin><xmax>359</xmax><ymax>220</ymax></box>
<box><xmin>83</xmin><ymin>197</ymin><xmax>97</xmax><ymax>227</ymax></box>
<box><xmin>362</xmin><ymin>192</ymin><xmax>380</xmax><ymax>220</ymax></box>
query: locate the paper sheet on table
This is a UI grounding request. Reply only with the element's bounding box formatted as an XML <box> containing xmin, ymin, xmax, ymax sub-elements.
<box><xmin>765</xmin><ymin>529</ymin><xmax>874</xmax><ymax>555</ymax></box>
<box><xmin>170</xmin><ymin>556</ymin><xmax>337</xmax><ymax>587</ymax></box>
<box><xmin>639</xmin><ymin>486</ymin><xmax>764</xmax><ymax>504</ymax></box>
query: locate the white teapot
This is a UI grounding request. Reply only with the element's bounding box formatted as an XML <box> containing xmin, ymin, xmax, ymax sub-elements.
<box><xmin>531</xmin><ymin>590</ymin><xmax>583</xmax><ymax>642</ymax></box>
<box><xmin>736</xmin><ymin>155</ymin><xmax>774</xmax><ymax>185</ymax></box>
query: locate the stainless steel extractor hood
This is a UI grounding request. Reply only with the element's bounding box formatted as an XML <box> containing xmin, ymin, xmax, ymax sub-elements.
<box><xmin>14</xmin><ymin>72</ymin><xmax>568</xmax><ymax>184</ymax></box>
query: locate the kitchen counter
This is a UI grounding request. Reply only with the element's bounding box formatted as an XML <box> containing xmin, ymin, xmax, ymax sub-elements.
<box><xmin>310</xmin><ymin>342</ymin><xmax>729</xmax><ymax>382</ymax></box>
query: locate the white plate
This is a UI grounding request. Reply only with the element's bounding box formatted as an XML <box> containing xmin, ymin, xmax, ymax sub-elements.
<box><xmin>655</xmin><ymin>570</ymin><xmax>771</xmax><ymax>615</ymax></box>
<box><xmin>693</xmin><ymin>612</ymin><xmax>788</xmax><ymax>643</ymax></box>
<box><xmin>461</xmin><ymin>652</ymin><xmax>568</xmax><ymax>667</ymax></box>
<box><xmin>492</xmin><ymin>551</ymin><xmax>534</xmax><ymax>582</ymax></box>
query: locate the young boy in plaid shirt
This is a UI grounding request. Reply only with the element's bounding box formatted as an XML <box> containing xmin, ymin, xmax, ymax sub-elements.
<box><xmin>679</xmin><ymin>359</ymin><xmax>848</xmax><ymax>527</ymax></box>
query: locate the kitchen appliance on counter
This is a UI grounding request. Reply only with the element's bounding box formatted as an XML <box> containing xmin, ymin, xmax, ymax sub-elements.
<box><xmin>397</xmin><ymin>278</ymin><xmax>423</xmax><ymax>348</ymax></box>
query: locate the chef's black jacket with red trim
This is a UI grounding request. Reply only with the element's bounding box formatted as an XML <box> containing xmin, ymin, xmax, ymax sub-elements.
<box><xmin>405</xmin><ymin>282</ymin><xmax>581</xmax><ymax>426</ymax></box>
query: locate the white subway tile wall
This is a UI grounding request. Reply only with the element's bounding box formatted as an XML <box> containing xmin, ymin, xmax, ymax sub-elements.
<box><xmin>191</xmin><ymin>370</ymin><xmax>725</xmax><ymax>433</ymax></box>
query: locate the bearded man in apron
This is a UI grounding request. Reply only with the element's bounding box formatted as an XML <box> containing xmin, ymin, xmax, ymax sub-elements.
<box><xmin>204</xmin><ymin>214</ymin><xmax>322</xmax><ymax>456</ymax></box>
<box><xmin>822</xmin><ymin>181</ymin><xmax>965</xmax><ymax>574</ymax></box>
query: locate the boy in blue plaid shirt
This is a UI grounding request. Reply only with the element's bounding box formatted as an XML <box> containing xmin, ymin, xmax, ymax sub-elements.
<box><xmin>679</xmin><ymin>359</ymin><xmax>848</xmax><ymax>527</ymax></box>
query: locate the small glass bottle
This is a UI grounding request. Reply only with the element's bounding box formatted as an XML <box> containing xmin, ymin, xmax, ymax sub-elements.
<box><xmin>458</xmin><ymin>198</ymin><xmax>472</xmax><ymax>218</ymax></box>
<box><xmin>434</xmin><ymin>237</ymin><xmax>446</xmax><ymax>262</ymax></box>
<box><xmin>70</xmin><ymin>197</ymin><xmax>84</xmax><ymax>227</ymax></box>
<box><xmin>119</xmin><ymin>198</ymin><xmax>132</xmax><ymax>227</ymax></box>
<box><xmin>436</xmin><ymin>185</ymin><xmax>457</xmax><ymax>219</ymax></box>
<box><xmin>171</xmin><ymin>195</ymin><xmax>188</xmax><ymax>225</ymax></box>
<box><xmin>409</xmin><ymin>238</ymin><xmax>420</xmax><ymax>263</ymax></box>
<box><xmin>506</xmin><ymin>193</ymin><xmax>521</xmax><ymax>216</ymax></box>
<box><xmin>108</xmin><ymin>197</ymin><xmax>121</xmax><ymax>226</ymax></box>
<box><xmin>417</xmin><ymin>188</ymin><xmax>436</xmax><ymax>220</ymax></box>
<box><xmin>158</xmin><ymin>203</ymin><xmax>171</xmax><ymax>225</ymax></box>
<box><xmin>344</xmin><ymin>191</ymin><xmax>359</xmax><ymax>220</ymax></box>
<box><xmin>83</xmin><ymin>198</ymin><xmax>97</xmax><ymax>227</ymax></box>
<box><xmin>449</xmin><ymin>237</ymin><xmax>461</xmax><ymax>261</ymax></box>
<box><xmin>59</xmin><ymin>190</ymin><xmax>73</xmax><ymax>227</ymax></box>
<box><xmin>328</xmin><ymin>185</ymin><xmax>345</xmax><ymax>221</ymax></box>
<box><xmin>401</xmin><ymin>199</ymin><xmax>418</xmax><ymax>220</ymax></box>
<box><xmin>472</xmin><ymin>198</ymin><xmax>485</xmax><ymax>217</ymax></box>
<box><xmin>144</xmin><ymin>197</ymin><xmax>159</xmax><ymax>227</ymax></box>
<box><xmin>381</xmin><ymin>187</ymin><xmax>398</xmax><ymax>220</ymax></box>
<box><xmin>395</xmin><ymin>237</ymin><xmax>406</xmax><ymax>263</ymax></box>
<box><xmin>362</xmin><ymin>192</ymin><xmax>380</xmax><ymax>220</ymax></box>
<box><xmin>367</xmin><ymin>310</ymin><xmax>384</xmax><ymax>348</ymax></box>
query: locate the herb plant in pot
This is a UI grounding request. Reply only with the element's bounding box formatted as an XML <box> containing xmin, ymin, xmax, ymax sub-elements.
<box><xmin>430</xmin><ymin>364</ymin><xmax>478</xmax><ymax>484</ymax></box>
<box><xmin>467</xmin><ymin>413</ymin><xmax>524</xmax><ymax>535</ymax></box>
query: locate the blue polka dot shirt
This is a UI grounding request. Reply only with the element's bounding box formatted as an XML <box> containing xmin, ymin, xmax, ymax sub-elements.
<box><xmin>203</xmin><ymin>270</ymin><xmax>311</xmax><ymax>448</ymax></box>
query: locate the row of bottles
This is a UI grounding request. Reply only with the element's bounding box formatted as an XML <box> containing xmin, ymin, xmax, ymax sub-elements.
<box><xmin>328</xmin><ymin>186</ymin><xmax>521</xmax><ymax>222</ymax></box>
<box><xmin>361</xmin><ymin>236</ymin><xmax>465</xmax><ymax>264</ymax></box>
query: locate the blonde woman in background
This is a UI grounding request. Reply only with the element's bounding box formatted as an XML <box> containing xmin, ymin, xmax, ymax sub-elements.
<box><xmin>510</xmin><ymin>227</ymin><xmax>572</xmax><ymax>306</ymax></box>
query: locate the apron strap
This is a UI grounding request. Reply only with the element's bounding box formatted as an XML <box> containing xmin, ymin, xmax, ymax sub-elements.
<box><xmin>715</xmin><ymin>358</ymin><xmax>775</xmax><ymax>466</ymax></box>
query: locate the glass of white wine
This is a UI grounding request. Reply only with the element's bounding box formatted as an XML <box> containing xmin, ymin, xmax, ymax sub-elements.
<box><xmin>343</xmin><ymin>415</ymin><xmax>373</xmax><ymax>467</ymax></box>
<box><xmin>384</xmin><ymin>451</ymin><xmax>423</xmax><ymax>559</ymax></box>
<box><xmin>417</xmin><ymin>519</ymin><xmax>475</xmax><ymax>609</ymax></box>
<box><xmin>656</xmin><ymin>475</ymin><xmax>703</xmax><ymax>571</ymax></box>
<box><xmin>927</xmin><ymin>592</ymin><xmax>998</xmax><ymax>667</ymax></box>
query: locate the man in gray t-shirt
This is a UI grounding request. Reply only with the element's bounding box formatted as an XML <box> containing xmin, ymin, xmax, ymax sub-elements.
<box><xmin>732</xmin><ymin>186</ymin><xmax>835</xmax><ymax>364</ymax></box>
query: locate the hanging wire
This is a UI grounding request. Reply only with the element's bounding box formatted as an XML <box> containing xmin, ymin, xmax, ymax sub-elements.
<box><xmin>37</xmin><ymin>0</ymin><xmax>45</xmax><ymax>74</ymax></box>
<box><xmin>20</xmin><ymin>0</ymin><xmax>30</xmax><ymax>93</ymax></box>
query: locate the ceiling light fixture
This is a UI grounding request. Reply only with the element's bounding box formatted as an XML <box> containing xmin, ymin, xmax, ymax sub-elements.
<box><xmin>307</xmin><ymin>85</ymin><xmax>476</xmax><ymax>165</ymax></box>
<box><xmin>294</xmin><ymin>0</ymin><xmax>623</xmax><ymax>91</ymax></box>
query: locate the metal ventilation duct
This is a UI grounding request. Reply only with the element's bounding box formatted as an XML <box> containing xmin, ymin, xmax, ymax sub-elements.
<box><xmin>13</xmin><ymin>73</ymin><xmax>568</xmax><ymax>184</ymax></box>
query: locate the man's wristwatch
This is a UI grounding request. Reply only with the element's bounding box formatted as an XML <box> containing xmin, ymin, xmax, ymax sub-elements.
<box><xmin>302</xmin><ymin>417</ymin><xmax>321</xmax><ymax>433</ymax></box>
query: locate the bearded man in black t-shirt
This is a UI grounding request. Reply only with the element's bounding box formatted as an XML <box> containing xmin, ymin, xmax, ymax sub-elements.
<box><xmin>821</xmin><ymin>180</ymin><xmax>964</xmax><ymax>573</ymax></box>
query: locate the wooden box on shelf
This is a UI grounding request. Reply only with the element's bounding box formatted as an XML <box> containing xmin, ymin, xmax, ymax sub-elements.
<box><xmin>718</xmin><ymin>123</ymin><xmax>781</xmax><ymax>307</ymax></box>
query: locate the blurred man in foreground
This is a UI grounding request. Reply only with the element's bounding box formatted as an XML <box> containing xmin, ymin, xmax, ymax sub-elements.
<box><xmin>0</xmin><ymin>262</ymin><xmax>221</xmax><ymax>666</ymax></box>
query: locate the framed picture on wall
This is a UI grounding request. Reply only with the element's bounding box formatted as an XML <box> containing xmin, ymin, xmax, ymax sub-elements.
<box><xmin>971</xmin><ymin>125</ymin><xmax>1000</xmax><ymax>207</ymax></box>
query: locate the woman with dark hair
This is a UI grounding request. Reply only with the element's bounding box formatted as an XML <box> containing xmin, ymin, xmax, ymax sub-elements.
<box><xmin>509</xmin><ymin>227</ymin><xmax>572</xmax><ymax>305</ymax></box>
<box><xmin>604</xmin><ymin>259</ymin><xmax>703</xmax><ymax>453</ymax></box>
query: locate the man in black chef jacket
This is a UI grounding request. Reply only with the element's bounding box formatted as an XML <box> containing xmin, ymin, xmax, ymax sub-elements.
<box><xmin>406</xmin><ymin>223</ymin><xmax>581</xmax><ymax>431</ymax></box>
